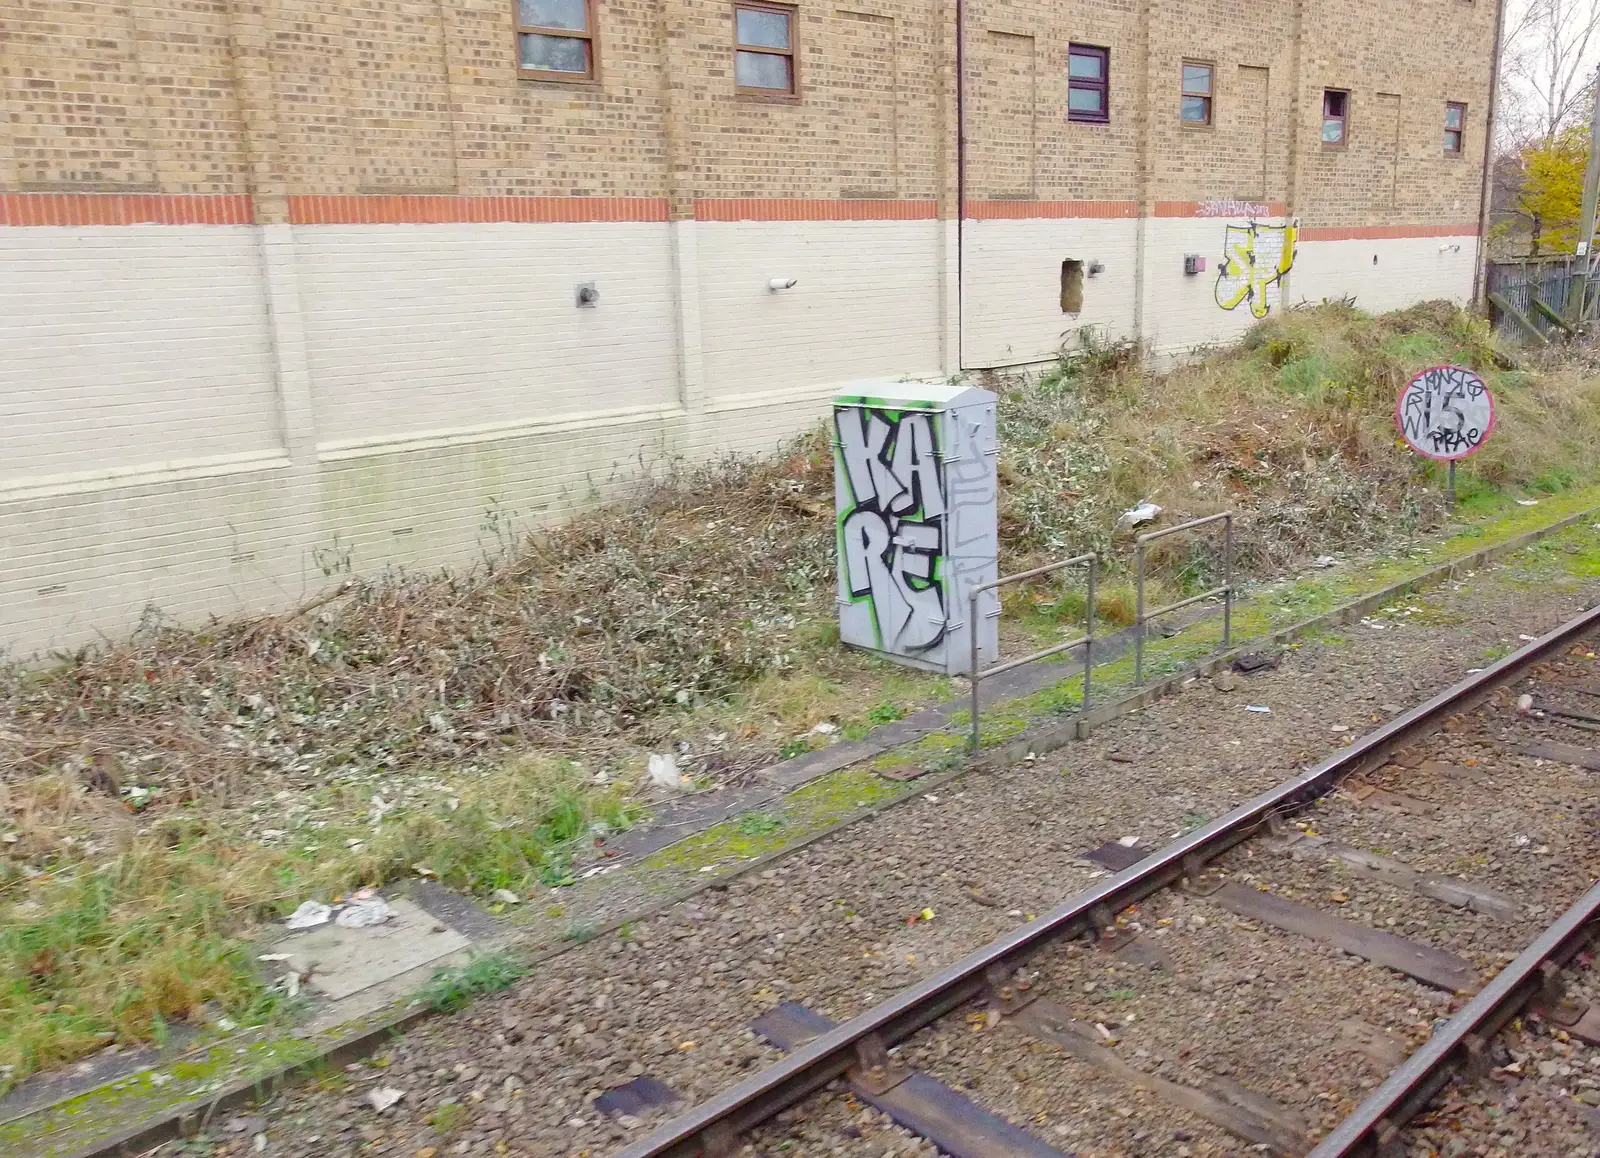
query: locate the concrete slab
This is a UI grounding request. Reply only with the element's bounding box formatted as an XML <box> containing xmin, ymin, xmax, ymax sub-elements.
<box><xmin>269</xmin><ymin>898</ymin><xmax>470</xmax><ymax>1001</ymax></box>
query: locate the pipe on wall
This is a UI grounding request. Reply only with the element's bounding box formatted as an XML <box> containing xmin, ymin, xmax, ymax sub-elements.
<box><xmin>1472</xmin><ymin>0</ymin><xmax>1509</xmax><ymax>305</ymax></box>
<box><xmin>954</xmin><ymin>0</ymin><xmax>966</xmax><ymax>371</ymax></box>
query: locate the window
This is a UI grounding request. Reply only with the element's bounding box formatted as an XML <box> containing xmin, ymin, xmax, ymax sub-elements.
<box><xmin>735</xmin><ymin>2</ymin><xmax>796</xmax><ymax>96</ymax></box>
<box><xmin>1322</xmin><ymin>89</ymin><xmax>1348</xmax><ymax>145</ymax></box>
<box><xmin>517</xmin><ymin>0</ymin><xmax>596</xmax><ymax>80</ymax></box>
<box><xmin>1068</xmin><ymin>44</ymin><xmax>1109</xmax><ymax>123</ymax></box>
<box><xmin>1181</xmin><ymin>61</ymin><xmax>1213</xmax><ymax>125</ymax></box>
<box><xmin>1444</xmin><ymin>102</ymin><xmax>1466</xmax><ymax>154</ymax></box>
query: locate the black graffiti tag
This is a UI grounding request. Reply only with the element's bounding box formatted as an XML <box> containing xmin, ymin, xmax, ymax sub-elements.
<box><xmin>836</xmin><ymin>407</ymin><xmax>947</xmax><ymax>654</ymax></box>
<box><xmin>1398</xmin><ymin>365</ymin><xmax>1492</xmax><ymax>461</ymax></box>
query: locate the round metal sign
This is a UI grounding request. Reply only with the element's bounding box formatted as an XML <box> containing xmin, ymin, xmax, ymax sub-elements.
<box><xmin>1395</xmin><ymin>365</ymin><xmax>1495</xmax><ymax>461</ymax></box>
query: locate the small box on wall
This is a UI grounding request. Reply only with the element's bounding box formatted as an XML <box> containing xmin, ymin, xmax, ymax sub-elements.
<box><xmin>1183</xmin><ymin>254</ymin><xmax>1206</xmax><ymax>276</ymax></box>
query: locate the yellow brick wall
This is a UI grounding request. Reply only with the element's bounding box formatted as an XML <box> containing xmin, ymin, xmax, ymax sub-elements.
<box><xmin>0</xmin><ymin>0</ymin><xmax>1496</xmax><ymax>218</ymax></box>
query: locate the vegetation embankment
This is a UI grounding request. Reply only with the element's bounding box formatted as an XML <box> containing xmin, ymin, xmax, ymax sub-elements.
<box><xmin>5</xmin><ymin>300</ymin><xmax>1600</xmax><ymax>1089</ymax></box>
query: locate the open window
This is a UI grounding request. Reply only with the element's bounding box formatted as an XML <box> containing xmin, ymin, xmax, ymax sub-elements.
<box><xmin>1061</xmin><ymin>259</ymin><xmax>1085</xmax><ymax>314</ymax></box>
<box><xmin>1322</xmin><ymin>89</ymin><xmax>1349</xmax><ymax>146</ymax></box>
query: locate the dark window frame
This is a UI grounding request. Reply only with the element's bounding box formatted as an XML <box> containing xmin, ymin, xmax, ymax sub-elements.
<box><xmin>1322</xmin><ymin>88</ymin><xmax>1349</xmax><ymax>147</ymax></box>
<box><xmin>1444</xmin><ymin>101</ymin><xmax>1466</xmax><ymax>155</ymax></box>
<box><xmin>733</xmin><ymin>0</ymin><xmax>799</xmax><ymax>102</ymax></box>
<box><xmin>515</xmin><ymin>0</ymin><xmax>600</xmax><ymax>84</ymax></box>
<box><xmin>1181</xmin><ymin>59</ymin><xmax>1214</xmax><ymax>127</ymax></box>
<box><xmin>1067</xmin><ymin>43</ymin><xmax>1110</xmax><ymax>124</ymax></box>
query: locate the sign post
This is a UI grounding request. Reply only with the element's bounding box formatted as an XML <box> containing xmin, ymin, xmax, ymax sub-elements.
<box><xmin>1395</xmin><ymin>365</ymin><xmax>1495</xmax><ymax>505</ymax></box>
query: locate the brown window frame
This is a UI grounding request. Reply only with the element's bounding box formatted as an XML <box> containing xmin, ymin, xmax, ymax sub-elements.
<box><xmin>1180</xmin><ymin>59</ymin><xmax>1214</xmax><ymax>127</ymax></box>
<box><xmin>515</xmin><ymin>0</ymin><xmax>600</xmax><ymax>85</ymax></box>
<box><xmin>1444</xmin><ymin>101</ymin><xmax>1466</xmax><ymax>155</ymax></box>
<box><xmin>733</xmin><ymin>0</ymin><xmax>799</xmax><ymax>101</ymax></box>
<box><xmin>1322</xmin><ymin>88</ymin><xmax>1349</xmax><ymax>147</ymax></box>
<box><xmin>1067</xmin><ymin>43</ymin><xmax>1110</xmax><ymax>124</ymax></box>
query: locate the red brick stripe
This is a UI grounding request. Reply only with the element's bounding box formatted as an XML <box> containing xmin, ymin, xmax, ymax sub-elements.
<box><xmin>0</xmin><ymin>193</ymin><xmax>254</xmax><ymax>226</ymax></box>
<box><xmin>286</xmin><ymin>195</ymin><xmax>670</xmax><ymax>224</ymax></box>
<box><xmin>693</xmin><ymin>199</ymin><xmax>939</xmax><ymax>221</ymax></box>
<box><xmin>1298</xmin><ymin>223</ymin><xmax>1480</xmax><ymax>241</ymax></box>
<box><xmin>965</xmin><ymin>200</ymin><xmax>1138</xmax><ymax>220</ymax></box>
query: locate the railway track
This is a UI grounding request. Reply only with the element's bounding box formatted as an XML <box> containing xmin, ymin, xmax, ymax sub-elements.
<box><xmin>598</xmin><ymin>603</ymin><xmax>1600</xmax><ymax>1158</ymax></box>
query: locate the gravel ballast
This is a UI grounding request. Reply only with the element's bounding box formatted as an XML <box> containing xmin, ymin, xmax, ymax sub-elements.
<box><xmin>132</xmin><ymin>537</ymin><xmax>1600</xmax><ymax>1158</ymax></box>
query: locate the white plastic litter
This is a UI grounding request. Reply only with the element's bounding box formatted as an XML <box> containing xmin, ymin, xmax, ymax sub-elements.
<box><xmin>1114</xmin><ymin>501</ymin><xmax>1164</xmax><ymax>534</ymax></box>
<box><xmin>1245</xmin><ymin>705</ymin><xmax>1272</xmax><ymax>713</ymax></box>
<box><xmin>1313</xmin><ymin>555</ymin><xmax>1338</xmax><ymax>569</ymax></box>
<box><xmin>648</xmin><ymin>752</ymin><xmax>689</xmax><ymax>791</ymax></box>
<box><xmin>367</xmin><ymin>1087</ymin><xmax>406</xmax><ymax>1113</ymax></box>
<box><xmin>335</xmin><ymin>897</ymin><xmax>395</xmax><ymax>928</ymax></box>
<box><xmin>491</xmin><ymin>888</ymin><xmax>522</xmax><ymax>905</ymax></box>
<box><xmin>284</xmin><ymin>901</ymin><xmax>331</xmax><ymax>930</ymax></box>
<box><xmin>810</xmin><ymin>721</ymin><xmax>839</xmax><ymax>735</ymax></box>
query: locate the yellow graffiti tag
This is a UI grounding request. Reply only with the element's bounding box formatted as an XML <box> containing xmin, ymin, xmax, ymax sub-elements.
<box><xmin>1214</xmin><ymin>220</ymin><xmax>1297</xmax><ymax>318</ymax></box>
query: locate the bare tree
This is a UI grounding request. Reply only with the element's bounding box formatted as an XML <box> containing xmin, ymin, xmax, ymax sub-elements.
<box><xmin>1499</xmin><ymin>0</ymin><xmax>1600</xmax><ymax>149</ymax></box>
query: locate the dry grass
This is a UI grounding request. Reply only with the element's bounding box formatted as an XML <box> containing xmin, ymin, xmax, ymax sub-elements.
<box><xmin>994</xmin><ymin>300</ymin><xmax>1600</xmax><ymax>585</ymax></box>
<box><xmin>5</xmin><ymin>299</ymin><xmax>1600</xmax><ymax>1086</ymax></box>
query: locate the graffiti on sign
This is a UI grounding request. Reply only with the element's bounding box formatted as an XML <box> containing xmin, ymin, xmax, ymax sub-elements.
<box><xmin>1395</xmin><ymin>365</ymin><xmax>1495</xmax><ymax>461</ymax></box>
<box><xmin>836</xmin><ymin>406</ymin><xmax>948</xmax><ymax>654</ymax></box>
<box><xmin>1214</xmin><ymin>220</ymin><xmax>1298</xmax><ymax>318</ymax></box>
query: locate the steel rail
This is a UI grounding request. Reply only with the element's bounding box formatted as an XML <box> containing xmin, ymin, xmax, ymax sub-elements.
<box><xmin>615</xmin><ymin>600</ymin><xmax>1600</xmax><ymax>1158</ymax></box>
<box><xmin>1309</xmin><ymin>875</ymin><xmax>1600</xmax><ymax>1158</ymax></box>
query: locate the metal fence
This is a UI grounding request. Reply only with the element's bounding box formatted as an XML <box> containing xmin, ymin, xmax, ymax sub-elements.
<box><xmin>1485</xmin><ymin>257</ymin><xmax>1600</xmax><ymax>344</ymax></box>
<box><xmin>1134</xmin><ymin>512</ymin><xmax>1234</xmax><ymax>685</ymax></box>
<box><xmin>967</xmin><ymin>553</ymin><xmax>1097</xmax><ymax>753</ymax></box>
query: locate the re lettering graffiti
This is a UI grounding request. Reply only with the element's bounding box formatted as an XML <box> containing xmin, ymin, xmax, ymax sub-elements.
<box><xmin>835</xmin><ymin>406</ymin><xmax>948</xmax><ymax>654</ymax></box>
<box><xmin>1396</xmin><ymin>365</ymin><xmax>1495</xmax><ymax>461</ymax></box>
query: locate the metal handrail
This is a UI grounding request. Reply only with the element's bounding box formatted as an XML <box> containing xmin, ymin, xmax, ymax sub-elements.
<box><xmin>967</xmin><ymin>553</ymin><xmax>1097</xmax><ymax>753</ymax></box>
<box><xmin>1134</xmin><ymin>511</ymin><xmax>1233</xmax><ymax>684</ymax></box>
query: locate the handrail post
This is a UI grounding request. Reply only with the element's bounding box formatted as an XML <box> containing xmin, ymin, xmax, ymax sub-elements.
<box><xmin>967</xmin><ymin>553</ymin><xmax>1097</xmax><ymax>754</ymax></box>
<box><xmin>969</xmin><ymin>585</ymin><xmax>982</xmax><ymax>755</ymax></box>
<box><xmin>1083</xmin><ymin>557</ymin><xmax>1096</xmax><ymax>710</ymax></box>
<box><xmin>1134</xmin><ymin>542</ymin><xmax>1146</xmax><ymax>685</ymax></box>
<box><xmin>1223</xmin><ymin>514</ymin><xmax>1233</xmax><ymax>649</ymax></box>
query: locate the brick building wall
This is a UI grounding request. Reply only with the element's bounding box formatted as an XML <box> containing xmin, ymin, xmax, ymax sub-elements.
<box><xmin>0</xmin><ymin>0</ymin><xmax>1499</xmax><ymax>656</ymax></box>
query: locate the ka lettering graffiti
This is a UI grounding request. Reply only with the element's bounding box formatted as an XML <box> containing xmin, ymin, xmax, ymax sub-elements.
<box><xmin>1214</xmin><ymin>220</ymin><xmax>1298</xmax><ymax>318</ymax></box>
<box><xmin>1396</xmin><ymin>365</ymin><xmax>1495</xmax><ymax>461</ymax></box>
<box><xmin>835</xmin><ymin>406</ymin><xmax>947</xmax><ymax>654</ymax></box>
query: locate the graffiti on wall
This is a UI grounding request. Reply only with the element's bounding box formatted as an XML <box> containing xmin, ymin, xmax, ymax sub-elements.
<box><xmin>836</xmin><ymin>407</ymin><xmax>948</xmax><ymax>654</ymax></box>
<box><xmin>1214</xmin><ymin>219</ymin><xmax>1298</xmax><ymax>318</ymax></box>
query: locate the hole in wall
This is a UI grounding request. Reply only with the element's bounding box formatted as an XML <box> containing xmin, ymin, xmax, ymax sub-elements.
<box><xmin>1373</xmin><ymin>254</ymin><xmax>1379</xmax><ymax>264</ymax></box>
<box><xmin>1061</xmin><ymin>259</ymin><xmax>1085</xmax><ymax>314</ymax></box>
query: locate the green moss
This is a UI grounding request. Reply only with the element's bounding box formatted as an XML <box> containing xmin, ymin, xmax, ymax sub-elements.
<box><xmin>638</xmin><ymin>768</ymin><xmax>904</xmax><ymax>878</ymax></box>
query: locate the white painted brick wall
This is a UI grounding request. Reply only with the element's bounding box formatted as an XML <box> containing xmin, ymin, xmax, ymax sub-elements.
<box><xmin>293</xmin><ymin>224</ymin><xmax>682</xmax><ymax>447</ymax></box>
<box><xmin>0</xmin><ymin>217</ymin><xmax>1482</xmax><ymax>659</ymax></box>
<box><xmin>694</xmin><ymin>220</ymin><xmax>946</xmax><ymax>401</ymax></box>
<box><xmin>960</xmin><ymin>219</ymin><xmax>1139</xmax><ymax>367</ymax></box>
<box><xmin>1290</xmin><ymin>237</ymin><xmax>1476</xmax><ymax>314</ymax></box>
<box><xmin>0</xmin><ymin>226</ymin><xmax>279</xmax><ymax>484</ymax></box>
<box><xmin>1141</xmin><ymin>218</ymin><xmax>1285</xmax><ymax>359</ymax></box>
